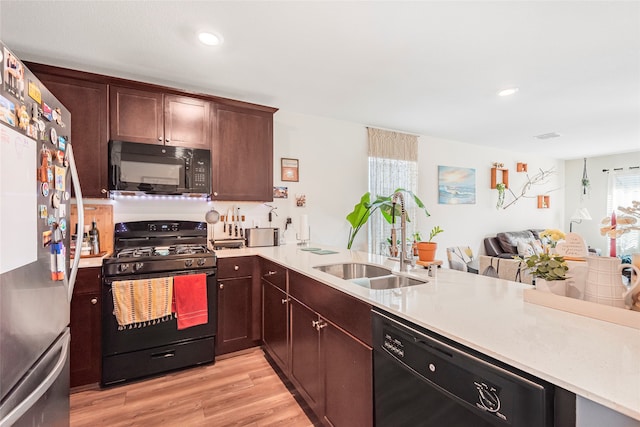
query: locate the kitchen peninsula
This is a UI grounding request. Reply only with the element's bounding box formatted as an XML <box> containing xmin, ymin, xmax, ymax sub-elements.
<box><xmin>216</xmin><ymin>244</ymin><xmax>640</xmax><ymax>426</ymax></box>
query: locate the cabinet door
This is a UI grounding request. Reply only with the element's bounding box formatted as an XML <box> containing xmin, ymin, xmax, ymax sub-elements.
<box><xmin>164</xmin><ymin>95</ymin><xmax>211</xmax><ymax>149</ymax></box>
<box><xmin>262</xmin><ymin>280</ymin><xmax>288</xmax><ymax>371</ymax></box>
<box><xmin>33</xmin><ymin>71</ymin><xmax>109</xmax><ymax>198</ymax></box>
<box><xmin>322</xmin><ymin>322</ymin><xmax>373</xmax><ymax>427</ymax></box>
<box><xmin>70</xmin><ymin>267</ymin><xmax>102</xmax><ymax>388</ymax></box>
<box><xmin>216</xmin><ymin>277</ymin><xmax>253</xmax><ymax>355</ymax></box>
<box><xmin>109</xmin><ymin>85</ymin><xmax>164</xmax><ymax>144</ymax></box>
<box><xmin>289</xmin><ymin>298</ymin><xmax>322</xmax><ymax>414</ymax></box>
<box><xmin>212</xmin><ymin>104</ymin><xmax>273</xmax><ymax>201</ymax></box>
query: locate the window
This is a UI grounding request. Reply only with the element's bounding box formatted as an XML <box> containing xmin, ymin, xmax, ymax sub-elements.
<box><xmin>367</xmin><ymin>128</ymin><xmax>418</xmax><ymax>255</ymax></box>
<box><xmin>606</xmin><ymin>170</ymin><xmax>640</xmax><ymax>255</ymax></box>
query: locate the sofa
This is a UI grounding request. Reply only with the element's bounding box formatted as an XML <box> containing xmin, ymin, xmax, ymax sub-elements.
<box><xmin>479</xmin><ymin>229</ymin><xmax>545</xmax><ymax>284</ymax></box>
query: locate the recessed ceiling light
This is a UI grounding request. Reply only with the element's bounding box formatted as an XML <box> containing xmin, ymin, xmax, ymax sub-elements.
<box><xmin>497</xmin><ymin>87</ymin><xmax>519</xmax><ymax>97</ymax></box>
<box><xmin>198</xmin><ymin>32</ymin><xmax>223</xmax><ymax>46</ymax></box>
<box><xmin>534</xmin><ymin>132</ymin><xmax>562</xmax><ymax>140</ymax></box>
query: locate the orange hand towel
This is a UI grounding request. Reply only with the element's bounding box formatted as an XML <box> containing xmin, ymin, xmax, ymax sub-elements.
<box><xmin>173</xmin><ymin>274</ymin><xmax>208</xmax><ymax>330</ymax></box>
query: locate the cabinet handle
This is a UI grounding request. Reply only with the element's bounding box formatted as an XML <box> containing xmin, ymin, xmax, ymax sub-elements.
<box><xmin>234</xmin><ymin>265</ymin><xmax>239</xmax><ymax>271</ymax></box>
<box><xmin>213</xmin><ymin>192</ymin><xmax>218</xmax><ymax>197</ymax></box>
<box><xmin>219</xmin><ymin>284</ymin><xmax>224</xmax><ymax>290</ymax></box>
<box><xmin>165</xmin><ymin>138</ymin><xmax>170</xmax><ymax>143</ymax></box>
<box><xmin>315</xmin><ymin>320</ymin><xmax>328</xmax><ymax>331</ymax></box>
<box><xmin>265</xmin><ymin>271</ymin><xmax>276</xmax><ymax>277</ymax></box>
<box><xmin>281</xmin><ymin>298</ymin><xmax>289</xmax><ymax>304</ymax></box>
<box><xmin>101</xmin><ymin>188</ymin><xmax>107</xmax><ymax>194</ymax></box>
<box><xmin>90</xmin><ymin>298</ymin><xmax>97</xmax><ymax>305</ymax></box>
<box><xmin>158</xmin><ymin>137</ymin><xmax>162</xmax><ymax>141</ymax></box>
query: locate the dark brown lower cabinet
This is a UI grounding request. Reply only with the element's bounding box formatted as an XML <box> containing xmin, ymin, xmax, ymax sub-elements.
<box><xmin>216</xmin><ymin>276</ymin><xmax>253</xmax><ymax>355</ymax></box>
<box><xmin>70</xmin><ymin>267</ymin><xmax>102</xmax><ymax>388</ymax></box>
<box><xmin>290</xmin><ymin>299</ymin><xmax>322</xmax><ymax>414</ymax></box>
<box><xmin>289</xmin><ymin>297</ymin><xmax>373</xmax><ymax>426</ymax></box>
<box><xmin>262</xmin><ymin>280</ymin><xmax>288</xmax><ymax>371</ymax></box>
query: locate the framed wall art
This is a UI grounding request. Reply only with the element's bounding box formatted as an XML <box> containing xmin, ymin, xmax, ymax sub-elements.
<box><xmin>281</xmin><ymin>158</ymin><xmax>299</xmax><ymax>182</ymax></box>
<box><xmin>438</xmin><ymin>165</ymin><xmax>476</xmax><ymax>204</ymax></box>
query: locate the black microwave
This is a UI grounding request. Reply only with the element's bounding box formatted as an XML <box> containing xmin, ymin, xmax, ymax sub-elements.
<box><xmin>108</xmin><ymin>141</ymin><xmax>211</xmax><ymax>197</ymax></box>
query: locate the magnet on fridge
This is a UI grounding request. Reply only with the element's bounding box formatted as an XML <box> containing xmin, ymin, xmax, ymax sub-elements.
<box><xmin>59</xmin><ymin>218</ymin><xmax>66</xmax><ymax>232</ymax></box>
<box><xmin>47</xmin><ymin>167</ymin><xmax>53</xmax><ymax>183</ymax></box>
<box><xmin>59</xmin><ymin>203</ymin><xmax>66</xmax><ymax>216</ymax></box>
<box><xmin>17</xmin><ymin>104</ymin><xmax>29</xmax><ymax>131</ymax></box>
<box><xmin>41</xmin><ymin>182</ymin><xmax>49</xmax><ymax>197</ymax></box>
<box><xmin>39</xmin><ymin>146</ymin><xmax>49</xmax><ymax>182</ymax></box>
<box><xmin>28</xmin><ymin>80</ymin><xmax>42</xmax><ymax>104</ymax></box>
<box><xmin>64</xmin><ymin>191</ymin><xmax>70</xmax><ymax>200</ymax></box>
<box><xmin>42</xmin><ymin>102</ymin><xmax>53</xmax><ymax>121</ymax></box>
<box><xmin>51</xmin><ymin>192</ymin><xmax>61</xmax><ymax>209</ymax></box>
<box><xmin>39</xmin><ymin>204</ymin><xmax>48</xmax><ymax>218</ymax></box>
<box><xmin>54</xmin><ymin>166</ymin><xmax>65</xmax><ymax>191</ymax></box>
<box><xmin>58</xmin><ymin>136</ymin><xmax>66</xmax><ymax>151</ymax></box>
<box><xmin>55</xmin><ymin>150</ymin><xmax>64</xmax><ymax>164</ymax></box>
<box><xmin>42</xmin><ymin>230</ymin><xmax>52</xmax><ymax>247</ymax></box>
<box><xmin>54</xmin><ymin>108</ymin><xmax>65</xmax><ymax>127</ymax></box>
<box><xmin>47</xmin><ymin>215</ymin><xmax>55</xmax><ymax>226</ymax></box>
<box><xmin>49</xmin><ymin>127</ymin><xmax>57</xmax><ymax>144</ymax></box>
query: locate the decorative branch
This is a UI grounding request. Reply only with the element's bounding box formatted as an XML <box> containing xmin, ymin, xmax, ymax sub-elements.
<box><xmin>501</xmin><ymin>167</ymin><xmax>558</xmax><ymax>210</ymax></box>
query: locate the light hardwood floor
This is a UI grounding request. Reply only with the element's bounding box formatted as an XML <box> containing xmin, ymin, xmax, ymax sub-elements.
<box><xmin>70</xmin><ymin>348</ymin><xmax>316</xmax><ymax>426</ymax></box>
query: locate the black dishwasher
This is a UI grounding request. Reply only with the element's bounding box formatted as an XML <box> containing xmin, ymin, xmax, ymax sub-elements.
<box><xmin>373</xmin><ymin>309</ymin><xmax>554</xmax><ymax>427</ymax></box>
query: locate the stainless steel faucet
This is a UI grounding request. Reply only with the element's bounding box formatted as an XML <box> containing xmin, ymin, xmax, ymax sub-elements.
<box><xmin>391</xmin><ymin>191</ymin><xmax>413</xmax><ymax>272</ymax></box>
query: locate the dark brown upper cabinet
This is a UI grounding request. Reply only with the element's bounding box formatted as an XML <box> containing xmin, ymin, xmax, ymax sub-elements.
<box><xmin>110</xmin><ymin>85</ymin><xmax>211</xmax><ymax>150</ymax></box>
<box><xmin>29</xmin><ymin>64</ymin><xmax>109</xmax><ymax>198</ymax></box>
<box><xmin>211</xmin><ymin>104</ymin><xmax>274</xmax><ymax>201</ymax></box>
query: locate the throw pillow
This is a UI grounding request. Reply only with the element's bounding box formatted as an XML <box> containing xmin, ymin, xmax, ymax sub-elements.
<box><xmin>517</xmin><ymin>240</ymin><xmax>535</xmax><ymax>257</ymax></box>
<box><xmin>531</xmin><ymin>239</ymin><xmax>544</xmax><ymax>255</ymax></box>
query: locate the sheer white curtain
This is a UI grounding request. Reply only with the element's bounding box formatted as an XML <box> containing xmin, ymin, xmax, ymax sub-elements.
<box><xmin>367</xmin><ymin>128</ymin><xmax>418</xmax><ymax>255</ymax></box>
<box><xmin>606</xmin><ymin>169</ymin><xmax>640</xmax><ymax>255</ymax></box>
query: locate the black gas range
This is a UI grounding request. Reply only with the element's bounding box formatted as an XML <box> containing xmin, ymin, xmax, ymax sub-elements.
<box><xmin>103</xmin><ymin>220</ymin><xmax>217</xmax><ymax>277</ymax></box>
<box><xmin>101</xmin><ymin>220</ymin><xmax>218</xmax><ymax>387</ymax></box>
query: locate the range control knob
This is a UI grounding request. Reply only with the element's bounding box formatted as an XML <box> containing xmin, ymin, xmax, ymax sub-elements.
<box><xmin>475</xmin><ymin>382</ymin><xmax>500</xmax><ymax>413</ymax></box>
<box><xmin>118</xmin><ymin>263</ymin><xmax>129</xmax><ymax>273</ymax></box>
<box><xmin>197</xmin><ymin>258</ymin><xmax>206</xmax><ymax>266</ymax></box>
<box><xmin>184</xmin><ymin>259</ymin><xmax>193</xmax><ymax>268</ymax></box>
<box><xmin>133</xmin><ymin>262</ymin><xmax>144</xmax><ymax>272</ymax></box>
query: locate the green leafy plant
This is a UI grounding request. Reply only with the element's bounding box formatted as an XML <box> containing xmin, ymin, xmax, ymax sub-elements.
<box><xmin>346</xmin><ymin>188</ymin><xmax>429</xmax><ymax>249</ymax></box>
<box><xmin>516</xmin><ymin>253</ymin><xmax>569</xmax><ymax>281</ymax></box>
<box><xmin>427</xmin><ymin>226</ymin><xmax>443</xmax><ymax>242</ymax></box>
<box><xmin>496</xmin><ymin>183</ymin><xmax>506</xmax><ymax>210</ymax></box>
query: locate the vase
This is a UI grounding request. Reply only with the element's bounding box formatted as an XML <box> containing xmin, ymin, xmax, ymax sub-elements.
<box><xmin>584</xmin><ymin>255</ymin><xmax>640</xmax><ymax>309</ymax></box>
<box><xmin>535</xmin><ymin>278</ymin><xmax>567</xmax><ymax>296</ymax></box>
<box><xmin>417</xmin><ymin>242</ymin><xmax>437</xmax><ymax>262</ymax></box>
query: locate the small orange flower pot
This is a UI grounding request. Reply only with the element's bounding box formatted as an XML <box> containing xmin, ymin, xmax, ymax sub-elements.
<box><xmin>417</xmin><ymin>242</ymin><xmax>437</xmax><ymax>262</ymax></box>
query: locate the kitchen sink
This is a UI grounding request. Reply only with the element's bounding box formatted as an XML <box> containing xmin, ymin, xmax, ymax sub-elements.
<box><xmin>313</xmin><ymin>262</ymin><xmax>392</xmax><ymax>280</ymax></box>
<box><xmin>313</xmin><ymin>262</ymin><xmax>427</xmax><ymax>290</ymax></box>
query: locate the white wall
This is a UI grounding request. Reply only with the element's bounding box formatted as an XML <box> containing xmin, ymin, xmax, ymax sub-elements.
<box><xmin>564</xmin><ymin>151</ymin><xmax>640</xmax><ymax>254</ymax></box>
<box><xmin>100</xmin><ymin>109</ymin><xmax>564</xmax><ymax>263</ymax></box>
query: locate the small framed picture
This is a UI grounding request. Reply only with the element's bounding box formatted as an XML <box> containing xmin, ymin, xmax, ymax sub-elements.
<box><xmin>281</xmin><ymin>158</ymin><xmax>299</xmax><ymax>182</ymax></box>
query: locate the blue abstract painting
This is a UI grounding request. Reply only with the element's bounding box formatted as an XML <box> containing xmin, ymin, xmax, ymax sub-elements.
<box><xmin>438</xmin><ymin>166</ymin><xmax>476</xmax><ymax>204</ymax></box>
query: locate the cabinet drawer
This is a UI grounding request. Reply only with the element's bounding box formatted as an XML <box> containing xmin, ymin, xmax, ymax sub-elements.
<box><xmin>217</xmin><ymin>256</ymin><xmax>255</xmax><ymax>279</ymax></box>
<box><xmin>289</xmin><ymin>270</ymin><xmax>372</xmax><ymax>346</ymax></box>
<box><xmin>260</xmin><ymin>258</ymin><xmax>287</xmax><ymax>291</ymax></box>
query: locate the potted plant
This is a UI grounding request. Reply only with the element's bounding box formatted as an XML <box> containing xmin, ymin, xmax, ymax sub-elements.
<box><xmin>518</xmin><ymin>253</ymin><xmax>569</xmax><ymax>295</ymax></box>
<box><xmin>417</xmin><ymin>226</ymin><xmax>443</xmax><ymax>262</ymax></box>
<box><xmin>346</xmin><ymin>188</ymin><xmax>429</xmax><ymax>249</ymax></box>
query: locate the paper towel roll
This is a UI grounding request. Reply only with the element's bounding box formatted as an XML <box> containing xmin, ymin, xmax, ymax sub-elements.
<box><xmin>299</xmin><ymin>215</ymin><xmax>310</xmax><ymax>240</ymax></box>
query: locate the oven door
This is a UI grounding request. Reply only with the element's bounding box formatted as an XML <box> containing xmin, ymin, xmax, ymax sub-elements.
<box><xmin>102</xmin><ymin>269</ymin><xmax>217</xmax><ymax>357</ymax></box>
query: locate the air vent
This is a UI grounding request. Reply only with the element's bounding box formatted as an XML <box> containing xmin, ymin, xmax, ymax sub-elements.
<box><xmin>534</xmin><ymin>132</ymin><xmax>561</xmax><ymax>140</ymax></box>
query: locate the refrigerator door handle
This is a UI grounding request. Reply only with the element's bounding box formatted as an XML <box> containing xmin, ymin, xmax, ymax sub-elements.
<box><xmin>66</xmin><ymin>143</ymin><xmax>84</xmax><ymax>303</ymax></box>
<box><xmin>0</xmin><ymin>330</ymin><xmax>70</xmax><ymax>427</ymax></box>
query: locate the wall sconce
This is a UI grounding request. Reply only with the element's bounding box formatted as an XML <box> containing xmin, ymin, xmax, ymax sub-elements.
<box><xmin>570</xmin><ymin>207</ymin><xmax>592</xmax><ymax>232</ymax></box>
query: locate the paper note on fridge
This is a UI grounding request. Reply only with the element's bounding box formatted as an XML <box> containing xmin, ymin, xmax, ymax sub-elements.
<box><xmin>0</xmin><ymin>126</ymin><xmax>38</xmax><ymax>274</ymax></box>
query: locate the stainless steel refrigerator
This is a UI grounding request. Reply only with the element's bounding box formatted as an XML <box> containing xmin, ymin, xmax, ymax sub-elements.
<box><xmin>0</xmin><ymin>41</ymin><xmax>84</xmax><ymax>427</ymax></box>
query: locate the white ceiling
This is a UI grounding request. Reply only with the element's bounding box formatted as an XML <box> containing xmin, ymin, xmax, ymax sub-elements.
<box><xmin>1</xmin><ymin>1</ymin><xmax>639</xmax><ymax>160</ymax></box>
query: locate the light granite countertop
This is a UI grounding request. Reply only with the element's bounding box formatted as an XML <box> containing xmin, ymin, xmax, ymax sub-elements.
<box><xmin>215</xmin><ymin>243</ymin><xmax>640</xmax><ymax>422</ymax></box>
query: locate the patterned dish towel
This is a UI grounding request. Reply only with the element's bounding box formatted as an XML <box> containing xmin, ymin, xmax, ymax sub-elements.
<box><xmin>112</xmin><ymin>277</ymin><xmax>173</xmax><ymax>329</ymax></box>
